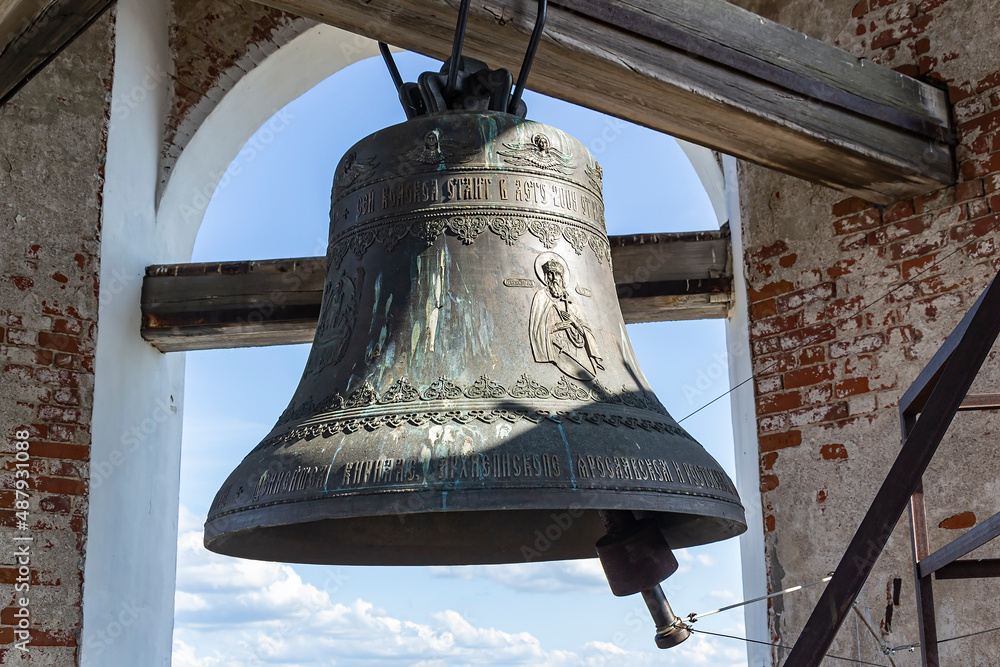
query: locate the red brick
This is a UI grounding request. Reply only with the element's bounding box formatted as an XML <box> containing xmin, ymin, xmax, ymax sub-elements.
<box><xmin>956</xmin><ymin>179</ymin><xmax>985</xmax><ymax>202</ymax></box>
<box><xmin>869</xmin><ymin>217</ymin><xmax>930</xmax><ymax>246</ymax></box>
<box><xmin>834</xmin><ymin>210</ymin><xmax>881</xmax><ymax>235</ymax></box>
<box><xmin>900</xmin><ymin>253</ymin><xmax>939</xmax><ymax>280</ymax></box>
<box><xmin>779</xmin><ymin>324</ymin><xmax>837</xmax><ymax>351</ymax></box>
<box><xmin>759</xmin><ymin>431</ymin><xmax>802</xmax><ymax>453</ymax></box>
<box><xmin>832</xmin><ymin>197</ymin><xmax>870</xmax><ymax>217</ymax></box>
<box><xmin>778</xmin><ymin>253</ymin><xmax>797</xmax><ymax>268</ymax></box>
<box><xmin>914</xmin><ymin>187</ymin><xmax>956</xmax><ymax>214</ymax></box>
<box><xmin>29</xmin><ymin>628</ymin><xmax>77</xmax><ymax>647</ymax></box>
<box><xmin>784</xmin><ymin>364</ymin><xmax>835</xmax><ymax>389</ymax></box>
<box><xmin>757</xmin><ymin>390</ymin><xmax>804</xmax><ymax>416</ymax></box>
<box><xmin>789</xmin><ymin>403</ymin><xmax>849</xmax><ymax>427</ymax></box>
<box><xmin>748</xmin><ymin>279</ymin><xmax>796</xmax><ymax>302</ymax></box>
<box><xmin>962</xmin><ymin>238</ymin><xmax>997</xmax><ymax>259</ymax></box>
<box><xmin>750</xmin><ymin>299</ymin><xmax>777</xmax><ymax>320</ymax></box>
<box><xmin>28</xmin><ymin>441</ymin><xmax>90</xmax><ymax>461</ymax></box>
<box><xmin>52</xmin><ymin>318</ymin><xmax>83</xmax><ymax>335</ymax></box>
<box><xmin>54</xmin><ymin>352</ymin><xmax>86</xmax><ymax>372</ymax></box>
<box><xmin>889</xmin><ymin>230</ymin><xmax>948</xmax><ymax>260</ymax></box>
<box><xmin>840</xmin><ymin>232</ymin><xmax>869</xmax><ymax>251</ymax></box>
<box><xmin>761</xmin><ymin>452</ymin><xmax>779</xmax><ymax>471</ymax></box>
<box><xmin>951</xmin><ymin>213</ymin><xmax>1000</xmax><ymax>242</ymax></box>
<box><xmin>52</xmin><ymin>388</ymin><xmax>80</xmax><ymax>406</ymax></box>
<box><xmin>949</xmin><ymin>83</ymin><xmax>976</xmax><ymax>104</ymax></box>
<box><xmin>835</xmin><ymin>378</ymin><xmax>870</xmax><ymax>398</ymax></box>
<box><xmin>34</xmin><ymin>476</ymin><xmax>87</xmax><ymax>495</ymax></box>
<box><xmin>751</xmin><ymin>312</ymin><xmax>804</xmax><ymax>338</ymax></box>
<box><xmin>756</xmin><ymin>376</ymin><xmax>782</xmax><ymax>395</ymax></box>
<box><xmin>39</xmin><ymin>495</ymin><xmax>72</xmax><ymax>513</ymax></box>
<box><xmin>823</xmin><ymin>296</ymin><xmax>866</xmax><ymax>322</ymax></box>
<box><xmin>776</xmin><ymin>283</ymin><xmax>836</xmax><ymax>313</ymax></box>
<box><xmin>0</xmin><ymin>626</ymin><xmax>13</xmax><ymax>644</ymax></box>
<box><xmin>36</xmin><ymin>405</ymin><xmax>85</xmax><ymax>424</ymax></box>
<box><xmin>798</xmin><ymin>346</ymin><xmax>826</xmax><ymax>365</ymax></box>
<box><xmin>33</xmin><ymin>367</ymin><xmax>79</xmax><ymax>388</ymax></box>
<box><xmin>820</xmin><ymin>444</ymin><xmax>849</xmax><ymax>460</ymax></box>
<box><xmin>831</xmin><ymin>333</ymin><xmax>885</xmax><ymax>358</ymax></box>
<box><xmin>939</xmin><ymin>511</ymin><xmax>976</xmax><ymax>530</ymax></box>
<box><xmin>968</xmin><ymin>198</ymin><xmax>991</xmax><ymax>219</ymax></box>
<box><xmin>750</xmin><ymin>240</ymin><xmax>789</xmax><ymax>263</ymax></box>
<box><xmin>46</xmin><ymin>424</ymin><xmax>76</xmax><ymax>443</ymax></box>
<box><xmin>38</xmin><ymin>332</ymin><xmax>90</xmax><ymax>355</ymax></box>
<box><xmin>34</xmin><ymin>348</ymin><xmax>54</xmax><ymax>366</ymax></box>
<box><xmin>882</xmin><ymin>200</ymin><xmax>915</xmax><ymax>224</ymax></box>
<box><xmin>826</xmin><ymin>259</ymin><xmax>858</xmax><ymax>279</ymax></box>
<box><xmin>3</xmin><ymin>364</ymin><xmax>34</xmax><ymax>383</ymax></box>
<box><xmin>852</xmin><ymin>0</ymin><xmax>868</xmax><ymax>17</ymax></box>
<box><xmin>761</xmin><ymin>474</ymin><xmax>779</xmax><ymax>493</ymax></box>
<box><xmin>6</xmin><ymin>328</ymin><xmax>34</xmax><ymax>346</ymax></box>
<box><xmin>977</xmin><ymin>71</ymin><xmax>1000</xmax><ymax>94</ymax></box>
<box><xmin>764</xmin><ymin>515</ymin><xmax>776</xmax><ymax>532</ymax></box>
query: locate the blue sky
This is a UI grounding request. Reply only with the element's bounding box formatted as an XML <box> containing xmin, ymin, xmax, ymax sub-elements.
<box><xmin>172</xmin><ymin>51</ymin><xmax>749</xmax><ymax>666</ymax></box>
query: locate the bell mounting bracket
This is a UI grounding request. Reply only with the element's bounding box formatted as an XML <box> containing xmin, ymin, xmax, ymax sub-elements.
<box><xmin>378</xmin><ymin>0</ymin><xmax>547</xmax><ymax>119</ymax></box>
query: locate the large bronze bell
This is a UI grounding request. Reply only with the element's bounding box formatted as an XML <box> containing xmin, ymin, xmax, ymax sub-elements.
<box><xmin>205</xmin><ymin>110</ymin><xmax>745</xmax><ymax>564</ymax></box>
<box><xmin>205</xmin><ymin>7</ymin><xmax>745</xmax><ymax>647</ymax></box>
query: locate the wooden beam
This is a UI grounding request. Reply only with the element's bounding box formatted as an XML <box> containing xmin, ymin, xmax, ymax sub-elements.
<box><xmin>0</xmin><ymin>0</ymin><xmax>116</xmax><ymax>106</ymax></box>
<box><xmin>141</xmin><ymin>230</ymin><xmax>732</xmax><ymax>352</ymax></box>
<box><xmin>252</xmin><ymin>0</ymin><xmax>954</xmax><ymax>203</ymax></box>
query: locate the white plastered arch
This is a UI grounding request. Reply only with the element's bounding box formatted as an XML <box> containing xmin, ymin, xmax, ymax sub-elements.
<box><xmin>156</xmin><ymin>24</ymin><xmax>385</xmax><ymax>256</ymax></box>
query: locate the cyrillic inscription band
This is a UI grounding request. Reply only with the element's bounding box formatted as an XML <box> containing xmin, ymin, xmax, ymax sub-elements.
<box><xmin>341</xmin><ymin>172</ymin><xmax>606</xmax><ymax>231</ymax></box>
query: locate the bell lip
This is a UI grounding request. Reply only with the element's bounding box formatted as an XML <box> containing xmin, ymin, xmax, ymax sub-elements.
<box><xmin>204</xmin><ymin>486</ymin><xmax>747</xmax><ymax>565</ymax></box>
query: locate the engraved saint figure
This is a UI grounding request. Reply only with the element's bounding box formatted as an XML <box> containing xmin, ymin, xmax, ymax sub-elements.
<box><xmin>529</xmin><ymin>254</ymin><xmax>604</xmax><ymax>381</ymax></box>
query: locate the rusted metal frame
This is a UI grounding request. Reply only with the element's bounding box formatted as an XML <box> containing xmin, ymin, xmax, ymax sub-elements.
<box><xmin>934</xmin><ymin>559</ymin><xmax>1000</xmax><ymax>580</ymax></box>
<box><xmin>958</xmin><ymin>393</ymin><xmax>1000</xmax><ymax>411</ymax></box>
<box><xmin>549</xmin><ymin>0</ymin><xmax>952</xmax><ymax>144</ymax></box>
<box><xmin>908</xmin><ymin>480</ymin><xmax>940</xmax><ymax>665</ymax></box>
<box><xmin>918</xmin><ymin>511</ymin><xmax>1000</xmax><ymax>578</ymax></box>
<box><xmin>786</xmin><ymin>274</ymin><xmax>1000</xmax><ymax>667</ymax></box>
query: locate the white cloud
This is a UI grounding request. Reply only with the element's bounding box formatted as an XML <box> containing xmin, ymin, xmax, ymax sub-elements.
<box><xmin>429</xmin><ymin>560</ymin><xmax>609</xmax><ymax>594</ymax></box>
<box><xmin>172</xmin><ymin>507</ymin><xmax>748</xmax><ymax>667</ymax></box>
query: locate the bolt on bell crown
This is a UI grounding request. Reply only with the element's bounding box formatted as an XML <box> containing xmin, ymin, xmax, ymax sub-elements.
<box><xmin>204</xmin><ymin>110</ymin><xmax>746</xmax><ymax>566</ymax></box>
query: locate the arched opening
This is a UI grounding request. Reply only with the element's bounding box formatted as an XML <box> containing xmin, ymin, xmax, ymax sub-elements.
<box><xmin>166</xmin><ymin>40</ymin><xmax>745</xmax><ymax>663</ymax></box>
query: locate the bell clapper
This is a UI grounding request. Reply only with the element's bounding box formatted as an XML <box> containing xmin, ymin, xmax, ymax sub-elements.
<box><xmin>596</xmin><ymin>510</ymin><xmax>691</xmax><ymax>649</ymax></box>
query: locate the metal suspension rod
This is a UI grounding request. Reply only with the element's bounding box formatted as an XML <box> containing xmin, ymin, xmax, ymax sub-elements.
<box><xmin>508</xmin><ymin>0</ymin><xmax>548</xmax><ymax>114</ymax></box>
<box><xmin>378</xmin><ymin>42</ymin><xmax>404</xmax><ymax>92</ymax></box>
<box><xmin>447</xmin><ymin>0</ymin><xmax>473</xmax><ymax>92</ymax></box>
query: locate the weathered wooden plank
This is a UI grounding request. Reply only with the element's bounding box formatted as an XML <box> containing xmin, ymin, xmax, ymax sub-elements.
<box><xmin>0</xmin><ymin>0</ymin><xmax>115</xmax><ymax>105</ymax></box>
<box><xmin>252</xmin><ymin>0</ymin><xmax>954</xmax><ymax>203</ymax></box>
<box><xmin>141</xmin><ymin>231</ymin><xmax>732</xmax><ymax>352</ymax></box>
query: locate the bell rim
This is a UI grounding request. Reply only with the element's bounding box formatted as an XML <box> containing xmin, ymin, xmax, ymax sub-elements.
<box><xmin>204</xmin><ymin>486</ymin><xmax>747</xmax><ymax>565</ymax></box>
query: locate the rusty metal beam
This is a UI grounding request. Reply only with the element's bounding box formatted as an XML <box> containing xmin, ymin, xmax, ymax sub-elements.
<box><xmin>919</xmin><ymin>511</ymin><xmax>1000</xmax><ymax>579</ymax></box>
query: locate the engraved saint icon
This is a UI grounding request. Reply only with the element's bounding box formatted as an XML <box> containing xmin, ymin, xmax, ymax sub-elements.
<box><xmin>529</xmin><ymin>253</ymin><xmax>604</xmax><ymax>381</ymax></box>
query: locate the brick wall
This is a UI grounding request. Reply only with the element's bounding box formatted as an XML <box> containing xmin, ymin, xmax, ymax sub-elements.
<box><xmin>736</xmin><ymin>0</ymin><xmax>1000</xmax><ymax>662</ymax></box>
<box><xmin>0</xmin><ymin>15</ymin><xmax>114</xmax><ymax>665</ymax></box>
